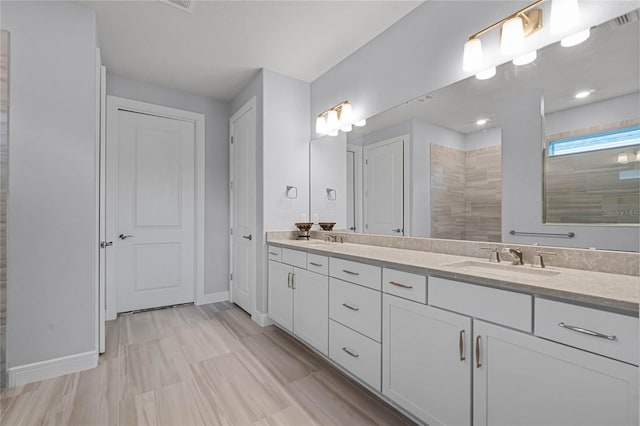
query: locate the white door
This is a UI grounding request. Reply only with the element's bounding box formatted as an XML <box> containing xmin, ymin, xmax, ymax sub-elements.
<box><xmin>115</xmin><ymin>110</ymin><xmax>196</xmax><ymax>312</ymax></box>
<box><xmin>382</xmin><ymin>294</ymin><xmax>472</xmax><ymax>426</ymax></box>
<box><xmin>473</xmin><ymin>320</ymin><xmax>638</xmax><ymax>426</ymax></box>
<box><xmin>346</xmin><ymin>150</ymin><xmax>356</xmax><ymax>232</ymax></box>
<box><xmin>293</xmin><ymin>268</ymin><xmax>329</xmax><ymax>355</ymax></box>
<box><xmin>267</xmin><ymin>261</ymin><xmax>293</xmax><ymax>331</ymax></box>
<box><xmin>98</xmin><ymin>63</ymin><xmax>106</xmax><ymax>352</ymax></box>
<box><xmin>364</xmin><ymin>137</ymin><xmax>404</xmax><ymax>235</ymax></box>
<box><xmin>230</xmin><ymin>99</ymin><xmax>256</xmax><ymax>314</ymax></box>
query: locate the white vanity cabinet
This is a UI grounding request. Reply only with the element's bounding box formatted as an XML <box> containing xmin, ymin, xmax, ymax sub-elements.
<box><xmin>267</xmin><ymin>249</ymin><xmax>329</xmax><ymax>355</ymax></box>
<box><xmin>382</xmin><ymin>294</ymin><xmax>472</xmax><ymax>426</ymax></box>
<box><xmin>473</xmin><ymin>320</ymin><xmax>639</xmax><ymax>426</ymax></box>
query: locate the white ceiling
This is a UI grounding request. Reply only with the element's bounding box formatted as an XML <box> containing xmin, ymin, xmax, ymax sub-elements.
<box><xmin>352</xmin><ymin>12</ymin><xmax>640</xmax><ymax>136</ymax></box>
<box><xmin>76</xmin><ymin>0</ymin><xmax>422</xmax><ymax>101</ymax></box>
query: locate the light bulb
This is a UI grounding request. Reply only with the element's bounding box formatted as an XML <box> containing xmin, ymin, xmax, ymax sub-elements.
<box><xmin>476</xmin><ymin>119</ymin><xmax>488</xmax><ymax>126</ymax></box>
<box><xmin>476</xmin><ymin>67</ymin><xmax>496</xmax><ymax>80</ymax></box>
<box><xmin>326</xmin><ymin>109</ymin><xmax>339</xmax><ymax>131</ymax></box>
<box><xmin>575</xmin><ymin>90</ymin><xmax>591</xmax><ymax>99</ymax></box>
<box><xmin>463</xmin><ymin>38</ymin><xmax>483</xmax><ymax>71</ymax></box>
<box><xmin>341</xmin><ymin>124</ymin><xmax>353</xmax><ymax>132</ymax></box>
<box><xmin>340</xmin><ymin>102</ymin><xmax>353</xmax><ymax>125</ymax></box>
<box><xmin>513</xmin><ymin>50</ymin><xmax>537</xmax><ymax>66</ymax></box>
<box><xmin>618</xmin><ymin>153</ymin><xmax>628</xmax><ymax>164</ymax></box>
<box><xmin>561</xmin><ymin>28</ymin><xmax>590</xmax><ymax>47</ymax></box>
<box><xmin>315</xmin><ymin>116</ymin><xmax>328</xmax><ymax>134</ymax></box>
<box><xmin>500</xmin><ymin>16</ymin><xmax>525</xmax><ymax>55</ymax></box>
<box><xmin>636</xmin><ymin>151</ymin><xmax>640</xmax><ymax>162</ymax></box>
<box><xmin>550</xmin><ymin>0</ymin><xmax>580</xmax><ymax>34</ymax></box>
<box><xmin>328</xmin><ymin>129</ymin><xmax>338</xmax><ymax>137</ymax></box>
<box><xmin>354</xmin><ymin>119</ymin><xmax>367</xmax><ymax>127</ymax></box>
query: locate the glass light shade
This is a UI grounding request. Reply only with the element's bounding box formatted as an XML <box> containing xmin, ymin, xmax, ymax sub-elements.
<box><xmin>328</xmin><ymin>129</ymin><xmax>339</xmax><ymax>137</ymax></box>
<box><xmin>476</xmin><ymin>119</ymin><xmax>488</xmax><ymax>126</ymax></box>
<box><xmin>354</xmin><ymin>119</ymin><xmax>367</xmax><ymax>127</ymax></box>
<box><xmin>476</xmin><ymin>67</ymin><xmax>496</xmax><ymax>80</ymax></box>
<box><xmin>315</xmin><ymin>116</ymin><xmax>328</xmax><ymax>134</ymax></box>
<box><xmin>618</xmin><ymin>152</ymin><xmax>628</xmax><ymax>164</ymax></box>
<box><xmin>326</xmin><ymin>109</ymin><xmax>339</xmax><ymax>131</ymax></box>
<box><xmin>575</xmin><ymin>90</ymin><xmax>590</xmax><ymax>99</ymax></box>
<box><xmin>463</xmin><ymin>38</ymin><xmax>483</xmax><ymax>71</ymax></box>
<box><xmin>550</xmin><ymin>0</ymin><xmax>580</xmax><ymax>34</ymax></box>
<box><xmin>340</xmin><ymin>102</ymin><xmax>353</xmax><ymax>125</ymax></box>
<box><xmin>341</xmin><ymin>124</ymin><xmax>353</xmax><ymax>132</ymax></box>
<box><xmin>513</xmin><ymin>50</ymin><xmax>537</xmax><ymax>66</ymax></box>
<box><xmin>636</xmin><ymin>151</ymin><xmax>640</xmax><ymax>162</ymax></box>
<box><xmin>500</xmin><ymin>17</ymin><xmax>525</xmax><ymax>55</ymax></box>
<box><xmin>561</xmin><ymin>28</ymin><xmax>590</xmax><ymax>47</ymax></box>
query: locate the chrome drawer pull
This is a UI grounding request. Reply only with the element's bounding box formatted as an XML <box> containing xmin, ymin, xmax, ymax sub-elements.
<box><xmin>269</xmin><ymin>251</ymin><xmax>279</xmax><ymax>256</ymax></box>
<box><xmin>475</xmin><ymin>336</ymin><xmax>481</xmax><ymax>368</ymax></box>
<box><xmin>287</xmin><ymin>272</ymin><xmax>292</xmax><ymax>289</ymax></box>
<box><xmin>389</xmin><ymin>281</ymin><xmax>413</xmax><ymax>289</ymax></box>
<box><xmin>310</xmin><ymin>262</ymin><xmax>323</xmax><ymax>267</ymax></box>
<box><xmin>342</xmin><ymin>269</ymin><xmax>360</xmax><ymax>276</ymax></box>
<box><xmin>459</xmin><ymin>330</ymin><xmax>466</xmax><ymax>361</ymax></box>
<box><xmin>342</xmin><ymin>303</ymin><xmax>359</xmax><ymax>311</ymax></box>
<box><xmin>558</xmin><ymin>322</ymin><xmax>617</xmax><ymax>341</ymax></box>
<box><xmin>342</xmin><ymin>347</ymin><xmax>359</xmax><ymax>358</ymax></box>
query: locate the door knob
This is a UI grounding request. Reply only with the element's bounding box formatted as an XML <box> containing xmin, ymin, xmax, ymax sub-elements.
<box><xmin>119</xmin><ymin>234</ymin><xmax>134</xmax><ymax>240</ymax></box>
<box><xmin>242</xmin><ymin>234</ymin><xmax>252</xmax><ymax>241</ymax></box>
<box><xmin>392</xmin><ymin>228</ymin><xmax>402</xmax><ymax>233</ymax></box>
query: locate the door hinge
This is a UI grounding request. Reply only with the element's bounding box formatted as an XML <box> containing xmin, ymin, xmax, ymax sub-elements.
<box><xmin>365</xmin><ymin>224</ymin><xmax>368</xmax><ymax>229</ymax></box>
<box><xmin>365</xmin><ymin>159</ymin><xmax>368</xmax><ymax>165</ymax></box>
<box><xmin>230</xmin><ymin>228</ymin><xmax>233</xmax><ymax>235</ymax></box>
<box><xmin>100</xmin><ymin>241</ymin><xmax>113</xmax><ymax>249</ymax></box>
<box><xmin>230</xmin><ymin>273</ymin><xmax>233</xmax><ymax>281</ymax></box>
<box><xmin>230</xmin><ymin>181</ymin><xmax>233</xmax><ymax>190</ymax></box>
<box><xmin>230</xmin><ymin>136</ymin><xmax>234</xmax><ymax>144</ymax></box>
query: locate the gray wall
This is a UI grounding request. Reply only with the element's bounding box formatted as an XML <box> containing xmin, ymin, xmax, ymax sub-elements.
<box><xmin>106</xmin><ymin>73</ymin><xmax>230</xmax><ymax>296</ymax></box>
<box><xmin>1</xmin><ymin>1</ymin><xmax>98</xmax><ymax>367</ymax></box>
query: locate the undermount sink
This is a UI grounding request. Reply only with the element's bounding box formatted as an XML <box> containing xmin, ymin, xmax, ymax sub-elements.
<box><xmin>444</xmin><ymin>260</ymin><xmax>560</xmax><ymax>280</ymax></box>
<box><xmin>303</xmin><ymin>240</ymin><xmax>335</xmax><ymax>248</ymax></box>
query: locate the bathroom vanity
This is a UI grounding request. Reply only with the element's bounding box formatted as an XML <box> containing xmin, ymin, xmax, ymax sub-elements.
<box><xmin>266</xmin><ymin>234</ymin><xmax>639</xmax><ymax>426</ymax></box>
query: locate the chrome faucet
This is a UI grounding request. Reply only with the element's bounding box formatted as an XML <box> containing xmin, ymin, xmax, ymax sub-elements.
<box><xmin>502</xmin><ymin>247</ymin><xmax>524</xmax><ymax>265</ymax></box>
<box><xmin>324</xmin><ymin>233</ymin><xmax>344</xmax><ymax>243</ymax></box>
<box><xmin>480</xmin><ymin>247</ymin><xmax>501</xmax><ymax>263</ymax></box>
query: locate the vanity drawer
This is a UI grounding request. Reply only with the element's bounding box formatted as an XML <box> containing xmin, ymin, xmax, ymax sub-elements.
<box><xmin>281</xmin><ymin>248</ymin><xmax>307</xmax><ymax>269</ymax></box>
<box><xmin>535</xmin><ymin>298</ymin><xmax>639</xmax><ymax>365</ymax></box>
<box><xmin>330</xmin><ymin>258</ymin><xmax>381</xmax><ymax>290</ymax></box>
<box><xmin>307</xmin><ymin>253</ymin><xmax>329</xmax><ymax>275</ymax></box>
<box><xmin>329</xmin><ymin>320</ymin><xmax>381</xmax><ymax>391</ymax></box>
<box><xmin>383</xmin><ymin>268</ymin><xmax>427</xmax><ymax>304</ymax></box>
<box><xmin>268</xmin><ymin>246</ymin><xmax>282</xmax><ymax>262</ymax></box>
<box><xmin>329</xmin><ymin>278</ymin><xmax>381</xmax><ymax>341</ymax></box>
<box><xmin>428</xmin><ymin>277</ymin><xmax>532</xmax><ymax>332</ymax></box>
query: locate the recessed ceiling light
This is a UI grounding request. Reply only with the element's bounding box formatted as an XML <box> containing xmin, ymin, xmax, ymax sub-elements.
<box><xmin>575</xmin><ymin>90</ymin><xmax>591</xmax><ymax>99</ymax></box>
<box><xmin>476</xmin><ymin>119</ymin><xmax>489</xmax><ymax>126</ymax></box>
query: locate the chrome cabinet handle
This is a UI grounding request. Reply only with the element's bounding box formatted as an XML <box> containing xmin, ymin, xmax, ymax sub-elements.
<box><xmin>269</xmin><ymin>251</ymin><xmax>279</xmax><ymax>256</ymax></box>
<box><xmin>119</xmin><ymin>234</ymin><xmax>133</xmax><ymax>240</ymax></box>
<box><xmin>310</xmin><ymin>262</ymin><xmax>323</xmax><ymax>267</ymax></box>
<box><xmin>389</xmin><ymin>281</ymin><xmax>413</xmax><ymax>289</ymax></box>
<box><xmin>342</xmin><ymin>303</ymin><xmax>359</xmax><ymax>311</ymax></box>
<box><xmin>342</xmin><ymin>347</ymin><xmax>359</xmax><ymax>358</ymax></box>
<box><xmin>459</xmin><ymin>330</ymin><xmax>466</xmax><ymax>361</ymax></box>
<box><xmin>558</xmin><ymin>322</ymin><xmax>617</xmax><ymax>341</ymax></box>
<box><xmin>475</xmin><ymin>336</ymin><xmax>481</xmax><ymax>368</ymax></box>
<box><xmin>287</xmin><ymin>272</ymin><xmax>292</xmax><ymax>289</ymax></box>
<box><xmin>242</xmin><ymin>234</ymin><xmax>252</xmax><ymax>241</ymax></box>
<box><xmin>291</xmin><ymin>273</ymin><xmax>296</xmax><ymax>290</ymax></box>
<box><xmin>342</xmin><ymin>269</ymin><xmax>360</xmax><ymax>276</ymax></box>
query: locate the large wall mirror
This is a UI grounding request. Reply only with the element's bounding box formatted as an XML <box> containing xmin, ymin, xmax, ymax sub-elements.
<box><xmin>310</xmin><ymin>10</ymin><xmax>639</xmax><ymax>251</ymax></box>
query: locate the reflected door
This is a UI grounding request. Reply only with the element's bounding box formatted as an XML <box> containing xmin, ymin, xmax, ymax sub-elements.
<box><xmin>364</xmin><ymin>137</ymin><xmax>404</xmax><ymax>235</ymax></box>
<box><xmin>115</xmin><ymin>110</ymin><xmax>195</xmax><ymax>312</ymax></box>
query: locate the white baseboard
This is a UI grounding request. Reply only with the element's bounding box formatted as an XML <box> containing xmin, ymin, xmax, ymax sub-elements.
<box><xmin>7</xmin><ymin>350</ymin><xmax>98</xmax><ymax>387</ymax></box>
<box><xmin>196</xmin><ymin>290</ymin><xmax>229</xmax><ymax>305</ymax></box>
<box><xmin>252</xmin><ymin>311</ymin><xmax>273</xmax><ymax>327</ymax></box>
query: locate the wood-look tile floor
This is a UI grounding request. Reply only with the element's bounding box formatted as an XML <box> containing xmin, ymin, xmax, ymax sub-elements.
<box><xmin>0</xmin><ymin>302</ymin><xmax>415</xmax><ymax>426</ymax></box>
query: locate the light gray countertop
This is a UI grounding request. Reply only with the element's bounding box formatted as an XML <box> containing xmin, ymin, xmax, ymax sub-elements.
<box><xmin>268</xmin><ymin>239</ymin><xmax>640</xmax><ymax>316</ymax></box>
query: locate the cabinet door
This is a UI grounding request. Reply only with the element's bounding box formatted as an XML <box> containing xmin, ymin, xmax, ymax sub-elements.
<box><xmin>382</xmin><ymin>294</ymin><xmax>472</xmax><ymax>426</ymax></box>
<box><xmin>474</xmin><ymin>320</ymin><xmax>639</xmax><ymax>426</ymax></box>
<box><xmin>267</xmin><ymin>260</ymin><xmax>293</xmax><ymax>332</ymax></box>
<box><xmin>293</xmin><ymin>268</ymin><xmax>329</xmax><ymax>355</ymax></box>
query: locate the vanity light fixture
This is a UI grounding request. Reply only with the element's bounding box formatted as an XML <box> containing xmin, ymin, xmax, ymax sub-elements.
<box><xmin>636</xmin><ymin>151</ymin><xmax>640</xmax><ymax>162</ymax></box>
<box><xmin>618</xmin><ymin>152</ymin><xmax>629</xmax><ymax>164</ymax></box>
<box><xmin>476</xmin><ymin>118</ymin><xmax>489</xmax><ymax>126</ymax></box>
<box><xmin>315</xmin><ymin>100</ymin><xmax>365</xmax><ymax>136</ymax></box>
<box><xmin>574</xmin><ymin>90</ymin><xmax>591</xmax><ymax>99</ymax></box>
<box><xmin>463</xmin><ymin>0</ymin><xmax>589</xmax><ymax>77</ymax></box>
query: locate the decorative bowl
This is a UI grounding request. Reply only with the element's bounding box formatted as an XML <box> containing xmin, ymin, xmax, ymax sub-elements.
<box><xmin>295</xmin><ymin>222</ymin><xmax>313</xmax><ymax>232</ymax></box>
<box><xmin>318</xmin><ymin>222</ymin><xmax>336</xmax><ymax>231</ymax></box>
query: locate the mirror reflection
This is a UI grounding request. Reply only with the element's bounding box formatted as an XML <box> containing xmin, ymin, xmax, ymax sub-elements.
<box><xmin>310</xmin><ymin>11</ymin><xmax>639</xmax><ymax>250</ymax></box>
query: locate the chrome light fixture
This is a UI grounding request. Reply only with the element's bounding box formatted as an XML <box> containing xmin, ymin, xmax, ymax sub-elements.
<box><xmin>315</xmin><ymin>100</ymin><xmax>365</xmax><ymax>136</ymax></box>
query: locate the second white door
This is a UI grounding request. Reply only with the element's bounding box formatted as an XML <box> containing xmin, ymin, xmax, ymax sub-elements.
<box><xmin>115</xmin><ymin>110</ymin><xmax>196</xmax><ymax>312</ymax></box>
<box><xmin>364</xmin><ymin>137</ymin><xmax>404</xmax><ymax>235</ymax></box>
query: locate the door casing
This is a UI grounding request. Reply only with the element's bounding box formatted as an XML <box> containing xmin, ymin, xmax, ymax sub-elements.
<box><xmin>104</xmin><ymin>96</ymin><xmax>205</xmax><ymax>320</ymax></box>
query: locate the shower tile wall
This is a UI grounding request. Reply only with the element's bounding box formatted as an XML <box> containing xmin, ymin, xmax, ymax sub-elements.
<box><xmin>431</xmin><ymin>144</ymin><xmax>501</xmax><ymax>242</ymax></box>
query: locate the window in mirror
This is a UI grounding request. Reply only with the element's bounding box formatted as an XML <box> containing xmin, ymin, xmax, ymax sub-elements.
<box><xmin>544</xmin><ymin>122</ymin><xmax>640</xmax><ymax>225</ymax></box>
